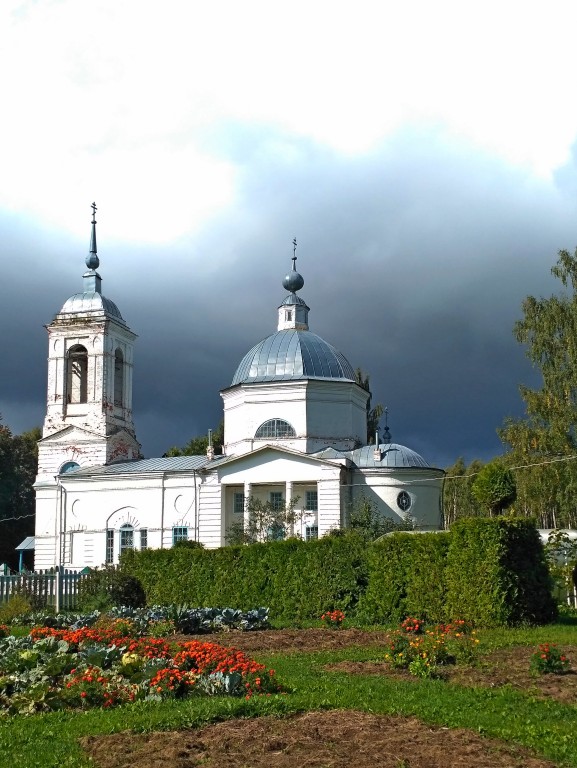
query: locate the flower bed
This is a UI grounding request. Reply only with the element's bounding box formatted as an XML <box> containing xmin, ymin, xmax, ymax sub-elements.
<box><xmin>530</xmin><ymin>643</ymin><xmax>570</xmax><ymax>675</ymax></box>
<box><xmin>0</xmin><ymin>624</ymin><xmax>282</xmax><ymax>715</ymax></box>
<box><xmin>384</xmin><ymin>619</ymin><xmax>480</xmax><ymax>678</ymax></box>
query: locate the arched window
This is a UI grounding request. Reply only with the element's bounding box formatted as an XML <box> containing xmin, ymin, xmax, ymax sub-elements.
<box><xmin>254</xmin><ymin>419</ymin><xmax>296</xmax><ymax>439</ymax></box>
<box><xmin>114</xmin><ymin>348</ymin><xmax>124</xmax><ymax>407</ymax></box>
<box><xmin>119</xmin><ymin>524</ymin><xmax>134</xmax><ymax>555</ymax></box>
<box><xmin>67</xmin><ymin>345</ymin><xmax>88</xmax><ymax>403</ymax></box>
<box><xmin>60</xmin><ymin>461</ymin><xmax>80</xmax><ymax>474</ymax></box>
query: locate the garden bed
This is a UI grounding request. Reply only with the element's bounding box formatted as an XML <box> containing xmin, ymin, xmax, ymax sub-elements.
<box><xmin>81</xmin><ymin>708</ymin><xmax>557</xmax><ymax>768</ymax></box>
<box><xmin>172</xmin><ymin>627</ymin><xmax>393</xmax><ymax>653</ymax></box>
<box><xmin>3</xmin><ymin>622</ymin><xmax>575</xmax><ymax>767</ymax></box>
<box><xmin>79</xmin><ymin>628</ymin><xmax>574</xmax><ymax>768</ymax></box>
<box><xmin>326</xmin><ymin>644</ymin><xmax>577</xmax><ymax>704</ymax></box>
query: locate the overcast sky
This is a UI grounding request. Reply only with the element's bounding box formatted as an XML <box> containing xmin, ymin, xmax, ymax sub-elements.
<box><xmin>2</xmin><ymin>0</ymin><xmax>577</xmax><ymax>469</ymax></box>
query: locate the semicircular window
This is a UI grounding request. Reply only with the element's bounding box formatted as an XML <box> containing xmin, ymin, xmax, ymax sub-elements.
<box><xmin>255</xmin><ymin>419</ymin><xmax>296</xmax><ymax>439</ymax></box>
<box><xmin>60</xmin><ymin>461</ymin><xmax>80</xmax><ymax>474</ymax></box>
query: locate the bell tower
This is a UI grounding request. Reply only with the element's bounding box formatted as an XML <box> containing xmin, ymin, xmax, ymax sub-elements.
<box><xmin>36</xmin><ymin>204</ymin><xmax>141</xmax><ymax>483</ymax></box>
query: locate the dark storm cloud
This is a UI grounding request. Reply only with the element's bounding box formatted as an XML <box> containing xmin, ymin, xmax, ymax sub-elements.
<box><xmin>2</xmin><ymin>125</ymin><xmax>576</xmax><ymax>467</ymax></box>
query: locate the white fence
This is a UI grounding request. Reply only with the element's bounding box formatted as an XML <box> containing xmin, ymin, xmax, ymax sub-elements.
<box><xmin>0</xmin><ymin>568</ymin><xmax>85</xmax><ymax>612</ymax></box>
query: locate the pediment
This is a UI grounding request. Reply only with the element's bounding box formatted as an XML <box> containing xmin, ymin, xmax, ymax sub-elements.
<box><xmin>217</xmin><ymin>444</ymin><xmax>340</xmax><ymax>468</ymax></box>
<box><xmin>39</xmin><ymin>425</ymin><xmax>106</xmax><ymax>444</ymax></box>
<box><xmin>212</xmin><ymin>444</ymin><xmax>345</xmax><ymax>484</ymax></box>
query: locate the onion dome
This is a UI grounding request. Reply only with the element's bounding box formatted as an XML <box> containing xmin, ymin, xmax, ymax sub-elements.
<box><xmin>282</xmin><ymin>257</ymin><xmax>304</xmax><ymax>292</ymax></box>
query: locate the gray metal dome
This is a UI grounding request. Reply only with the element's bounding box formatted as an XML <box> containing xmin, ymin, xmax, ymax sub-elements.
<box><xmin>59</xmin><ymin>291</ymin><xmax>125</xmax><ymax>322</ymax></box>
<box><xmin>232</xmin><ymin>329</ymin><xmax>356</xmax><ymax>385</ymax></box>
<box><xmin>350</xmin><ymin>443</ymin><xmax>430</xmax><ymax>469</ymax></box>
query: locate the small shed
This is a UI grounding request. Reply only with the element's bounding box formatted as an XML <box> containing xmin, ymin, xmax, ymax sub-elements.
<box><xmin>15</xmin><ymin>536</ymin><xmax>35</xmax><ymax>573</ymax></box>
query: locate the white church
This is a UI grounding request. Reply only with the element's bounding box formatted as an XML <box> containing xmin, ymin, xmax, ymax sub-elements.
<box><xmin>33</xmin><ymin>208</ymin><xmax>444</xmax><ymax>570</ymax></box>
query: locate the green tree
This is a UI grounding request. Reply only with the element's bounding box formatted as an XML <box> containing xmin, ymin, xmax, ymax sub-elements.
<box><xmin>442</xmin><ymin>457</ymin><xmax>485</xmax><ymax>527</ymax></box>
<box><xmin>354</xmin><ymin>368</ymin><xmax>384</xmax><ymax>444</ymax></box>
<box><xmin>344</xmin><ymin>494</ymin><xmax>413</xmax><ymax>541</ymax></box>
<box><xmin>543</xmin><ymin>529</ymin><xmax>577</xmax><ymax>605</ymax></box>
<box><xmin>165</xmin><ymin>420</ymin><xmax>224</xmax><ymax>457</ymax></box>
<box><xmin>500</xmin><ymin>247</ymin><xmax>577</xmax><ymax>527</ymax></box>
<box><xmin>470</xmin><ymin>459</ymin><xmax>516</xmax><ymax>516</ymax></box>
<box><xmin>0</xmin><ymin>420</ymin><xmax>40</xmax><ymax>569</ymax></box>
<box><xmin>226</xmin><ymin>495</ymin><xmax>302</xmax><ymax>544</ymax></box>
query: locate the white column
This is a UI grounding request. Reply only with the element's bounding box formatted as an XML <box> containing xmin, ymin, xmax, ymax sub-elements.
<box><xmin>244</xmin><ymin>482</ymin><xmax>252</xmax><ymax>533</ymax></box>
<box><xmin>285</xmin><ymin>480</ymin><xmax>294</xmax><ymax>536</ymax></box>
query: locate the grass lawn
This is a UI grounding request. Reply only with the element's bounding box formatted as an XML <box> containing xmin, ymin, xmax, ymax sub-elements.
<box><xmin>1</xmin><ymin>619</ymin><xmax>577</xmax><ymax>767</ymax></box>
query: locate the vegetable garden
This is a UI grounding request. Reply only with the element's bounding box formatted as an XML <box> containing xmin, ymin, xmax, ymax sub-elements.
<box><xmin>2</xmin><ymin>519</ymin><xmax>577</xmax><ymax>766</ymax></box>
<box><xmin>2</xmin><ymin>606</ymin><xmax>577</xmax><ymax>766</ymax></box>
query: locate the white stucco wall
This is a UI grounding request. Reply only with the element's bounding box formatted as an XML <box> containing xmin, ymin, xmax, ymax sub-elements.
<box><xmin>34</xmin><ymin>471</ymin><xmax>203</xmax><ymax>569</ymax></box>
<box><xmin>350</xmin><ymin>469</ymin><xmax>444</xmax><ymax>530</ymax></box>
<box><xmin>222</xmin><ymin>379</ymin><xmax>368</xmax><ymax>455</ymax></box>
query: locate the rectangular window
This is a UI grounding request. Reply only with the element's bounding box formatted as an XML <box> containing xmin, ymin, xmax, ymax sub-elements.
<box><xmin>305</xmin><ymin>525</ymin><xmax>319</xmax><ymax>541</ymax></box>
<box><xmin>270</xmin><ymin>491</ymin><xmax>284</xmax><ymax>511</ymax></box>
<box><xmin>114</xmin><ymin>350</ymin><xmax>124</xmax><ymax>407</ymax></box>
<box><xmin>120</xmin><ymin>526</ymin><xmax>134</xmax><ymax>555</ymax></box>
<box><xmin>233</xmin><ymin>492</ymin><xmax>245</xmax><ymax>514</ymax></box>
<box><xmin>140</xmin><ymin>528</ymin><xmax>148</xmax><ymax>550</ymax></box>
<box><xmin>106</xmin><ymin>529</ymin><xmax>114</xmax><ymax>564</ymax></box>
<box><xmin>305</xmin><ymin>490</ymin><xmax>318</xmax><ymax>512</ymax></box>
<box><xmin>267</xmin><ymin>523</ymin><xmax>285</xmax><ymax>541</ymax></box>
<box><xmin>172</xmin><ymin>526</ymin><xmax>188</xmax><ymax>544</ymax></box>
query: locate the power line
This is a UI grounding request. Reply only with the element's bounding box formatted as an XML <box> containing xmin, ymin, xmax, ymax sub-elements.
<box><xmin>0</xmin><ymin>513</ymin><xmax>35</xmax><ymax>523</ymax></box>
<box><xmin>444</xmin><ymin>453</ymin><xmax>577</xmax><ymax>482</ymax></box>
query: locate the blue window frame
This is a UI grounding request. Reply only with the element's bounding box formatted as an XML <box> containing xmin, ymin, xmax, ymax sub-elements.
<box><xmin>119</xmin><ymin>525</ymin><xmax>134</xmax><ymax>555</ymax></box>
<box><xmin>233</xmin><ymin>492</ymin><xmax>245</xmax><ymax>514</ymax></box>
<box><xmin>305</xmin><ymin>490</ymin><xmax>318</xmax><ymax>512</ymax></box>
<box><xmin>106</xmin><ymin>529</ymin><xmax>114</xmax><ymax>563</ymax></box>
<box><xmin>269</xmin><ymin>491</ymin><xmax>284</xmax><ymax>511</ymax></box>
<box><xmin>255</xmin><ymin>419</ymin><xmax>296</xmax><ymax>439</ymax></box>
<box><xmin>267</xmin><ymin>522</ymin><xmax>285</xmax><ymax>541</ymax></box>
<box><xmin>305</xmin><ymin>525</ymin><xmax>318</xmax><ymax>541</ymax></box>
<box><xmin>172</xmin><ymin>526</ymin><xmax>188</xmax><ymax>544</ymax></box>
<box><xmin>60</xmin><ymin>461</ymin><xmax>80</xmax><ymax>474</ymax></box>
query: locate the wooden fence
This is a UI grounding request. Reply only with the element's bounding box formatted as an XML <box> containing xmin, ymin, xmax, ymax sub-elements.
<box><xmin>0</xmin><ymin>569</ymin><xmax>85</xmax><ymax>611</ymax></box>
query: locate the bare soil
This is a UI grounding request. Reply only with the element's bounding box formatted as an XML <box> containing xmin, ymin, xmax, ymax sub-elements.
<box><xmin>81</xmin><ymin>629</ymin><xmax>572</xmax><ymax>768</ymax></box>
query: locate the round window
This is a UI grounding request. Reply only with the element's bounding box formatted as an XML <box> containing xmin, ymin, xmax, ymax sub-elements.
<box><xmin>397</xmin><ymin>491</ymin><xmax>411</xmax><ymax>512</ymax></box>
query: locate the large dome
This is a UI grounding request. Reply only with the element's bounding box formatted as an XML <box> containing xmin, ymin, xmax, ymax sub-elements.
<box><xmin>231</xmin><ymin>329</ymin><xmax>356</xmax><ymax>385</ymax></box>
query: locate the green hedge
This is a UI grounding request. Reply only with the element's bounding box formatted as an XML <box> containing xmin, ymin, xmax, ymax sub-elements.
<box><xmin>122</xmin><ymin>535</ymin><xmax>368</xmax><ymax>622</ymax></box>
<box><xmin>357</xmin><ymin>532</ymin><xmax>450</xmax><ymax>624</ymax></box>
<box><xmin>121</xmin><ymin>519</ymin><xmax>557</xmax><ymax>626</ymax></box>
<box><xmin>445</xmin><ymin>517</ymin><xmax>558</xmax><ymax>626</ymax></box>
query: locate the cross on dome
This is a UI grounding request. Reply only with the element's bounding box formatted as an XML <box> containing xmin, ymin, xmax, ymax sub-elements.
<box><xmin>282</xmin><ymin>237</ymin><xmax>304</xmax><ymax>293</ymax></box>
<box><xmin>86</xmin><ymin>202</ymin><xmax>100</xmax><ymax>271</ymax></box>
